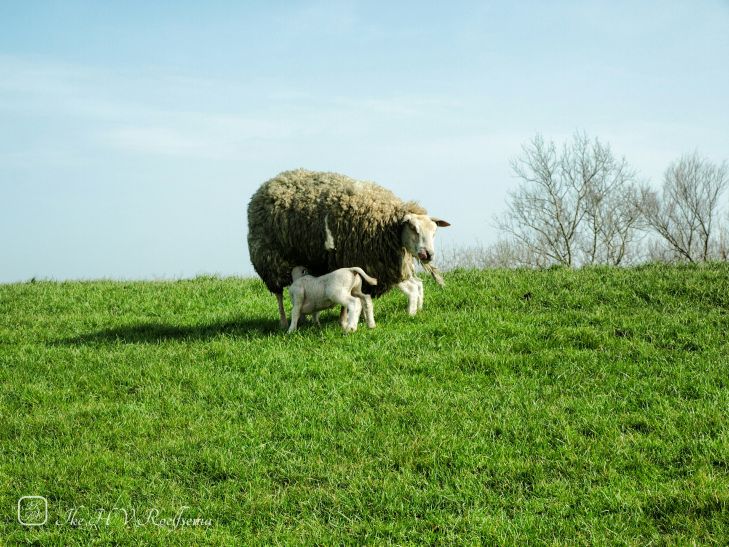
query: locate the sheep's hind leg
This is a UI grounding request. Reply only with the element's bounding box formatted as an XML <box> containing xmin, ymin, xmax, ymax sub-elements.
<box><xmin>276</xmin><ymin>292</ymin><xmax>288</xmax><ymax>329</ymax></box>
<box><xmin>362</xmin><ymin>295</ymin><xmax>375</xmax><ymax>328</ymax></box>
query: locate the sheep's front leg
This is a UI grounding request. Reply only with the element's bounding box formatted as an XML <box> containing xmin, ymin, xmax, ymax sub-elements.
<box><xmin>339</xmin><ymin>306</ymin><xmax>348</xmax><ymax>328</ymax></box>
<box><xmin>312</xmin><ymin>311</ymin><xmax>321</xmax><ymax>326</ymax></box>
<box><xmin>276</xmin><ymin>292</ymin><xmax>289</xmax><ymax>329</ymax></box>
<box><xmin>414</xmin><ymin>277</ymin><xmax>424</xmax><ymax>311</ymax></box>
<box><xmin>398</xmin><ymin>280</ymin><xmax>418</xmax><ymax>316</ymax></box>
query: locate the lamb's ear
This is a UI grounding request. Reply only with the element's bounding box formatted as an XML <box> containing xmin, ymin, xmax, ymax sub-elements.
<box><xmin>431</xmin><ymin>217</ymin><xmax>451</xmax><ymax>227</ymax></box>
<box><xmin>291</xmin><ymin>266</ymin><xmax>308</xmax><ymax>280</ymax></box>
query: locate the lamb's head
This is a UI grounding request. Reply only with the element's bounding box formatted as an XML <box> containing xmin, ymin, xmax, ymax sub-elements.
<box><xmin>401</xmin><ymin>213</ymin><xmax>451</xmax><ymax>263</ymax></box>
<box><xmin>291</xmin><ymin>266</ymin><xmax>309</xmax><ymax>281</ymax></box>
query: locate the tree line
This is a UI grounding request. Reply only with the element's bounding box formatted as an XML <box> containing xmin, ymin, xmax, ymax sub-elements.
<box><xmin>448</xmin><ymin>132</ymin><xmax>728</xmax><ymax>269</ymax></box>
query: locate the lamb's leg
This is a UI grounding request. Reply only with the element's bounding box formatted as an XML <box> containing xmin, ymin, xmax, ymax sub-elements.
<box><xmin>287</xmin><ymin>300</ymin><xmax>302</xmax><ymax>334</ymax></box>
<box><xmin>276</xmin><ymin>292</ymin><xmax>288</xmax><ymax>329</ymax></box>
<box><xmin>352</xmin><ymin>285</ymin><xmax>376</xmax><ymax>329</ymax></box>
<box><xmin>344</xmin><ymin>297</ymin><xmax>361</xmax><ymax>332</ymax></box>
<box><xmin>313</xmin><ymin>311</ymin><xmax>321</xmax><ymax>326</ymax></box>
<box><xmin>339</xmin><ymin>306</ymin><xmax>347</xmax><ymax>328</ymax></box>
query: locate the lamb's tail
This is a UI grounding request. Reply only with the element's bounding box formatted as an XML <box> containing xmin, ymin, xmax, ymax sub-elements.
<box><xmin>349</xmin><ymin>267</ymin><xmax>378</xmax><ymax>286</ymax></box>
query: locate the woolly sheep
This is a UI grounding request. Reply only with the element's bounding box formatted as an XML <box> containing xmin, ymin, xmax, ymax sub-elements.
<box><xmin>287</xmin><ymin>266</ymin><xmax>377</xmax><ymax>333</ymax></box>
<box><xmin>247</xmin><ymin>169</ymin><xmax>450</xmax><ymax>328</ymax></box>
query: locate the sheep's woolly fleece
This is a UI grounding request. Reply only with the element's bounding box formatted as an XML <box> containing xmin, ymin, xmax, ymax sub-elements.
<box><xmin>247</xmin><ymin>169</ymin><xmax>428</xmax><ymax>297</ymax></box>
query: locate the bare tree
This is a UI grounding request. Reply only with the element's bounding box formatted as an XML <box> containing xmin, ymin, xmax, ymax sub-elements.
<box><xmin>578</xmin><ymin>140</ymin><xmax>643</xmax><ymax>265</ymax></box>
<box><xmin>640</xmin><ymin>153</ymin><xmax>728</xmax><ymax>262</ymax></box>
<box><xmin>500</xmin><ymin>134</ymin><xmax>585</xmax><ymax>266</ymax></box>
<box><xmin>583</xmin><ymin>182</ymin><xmax>645</xmax><ymax>265</ymax></box>
<box><xmin>718</xmin><ymin>211</ymin><xmax>729</xmax><ymax>261</ymax></box>
<box><xmin>499</xmin><ymin>132</ymin><xmax>641</xmax><ymax>266</ymax></box>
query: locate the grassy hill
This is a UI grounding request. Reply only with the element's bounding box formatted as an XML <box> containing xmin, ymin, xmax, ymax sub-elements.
<box><xmin>1</xmin><ymin>265</ymin><xmax>728</xmax><ymax>544</ymax></box>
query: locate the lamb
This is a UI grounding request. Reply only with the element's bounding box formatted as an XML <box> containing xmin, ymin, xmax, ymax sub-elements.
<box><xmin>287</xmin><ymin>266</ymin><xmax>377</xmax><ymax>334</ymax></box>
<box><xmin>247</xmin><ymin>169</ymin><xmax>450</xmax><ymax>327</ymax></box>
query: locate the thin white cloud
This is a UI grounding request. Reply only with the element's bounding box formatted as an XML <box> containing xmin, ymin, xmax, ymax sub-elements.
<box><xmin>1</xmin><ymin>54</ymin><xmax>470</xmax><ymax>161</ymax></box>
<box><xmin>275</xmin><ymin>0</ymin><xmax>358</xmax><ymax>36</ymax></box>
<box><xmin>102</xmin><ymin>115</ymin><xmax>302</xmax><ymax>159</ymax></box>
<box><xmin>104</xmin><ymin>126</ymin><xmax>214</xmax><ymax>157</ymax></box>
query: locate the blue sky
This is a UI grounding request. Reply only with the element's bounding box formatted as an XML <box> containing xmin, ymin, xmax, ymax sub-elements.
<box><xmin>1</xmin><ymin>1</ymin><xmax>728</xmax><ymax>282</ymax></box>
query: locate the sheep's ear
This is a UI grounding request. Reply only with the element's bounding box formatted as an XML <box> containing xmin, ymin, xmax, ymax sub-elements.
<box><xmin>431</xmin><ymin>217</ymin><xmax>451</xmax><ymax>227</ymax></box>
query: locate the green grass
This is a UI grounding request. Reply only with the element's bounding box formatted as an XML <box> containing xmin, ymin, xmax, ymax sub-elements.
<box><xmin>1</xmin><ymin>265</ymin><xmax>728</xmax><ymax>544</ymax></box>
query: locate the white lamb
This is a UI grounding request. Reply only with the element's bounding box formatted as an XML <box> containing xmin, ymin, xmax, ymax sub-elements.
<box><xmin>288</xmin><ymin>266</ymin><xmax>377</xmax><ymax>334</ymax></box>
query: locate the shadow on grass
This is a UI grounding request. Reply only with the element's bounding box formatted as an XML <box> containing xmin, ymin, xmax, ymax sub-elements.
<box><xmin>60</xmin><ymin>317</ymin><xmax>280</xmax><ymax>345</ymax></box>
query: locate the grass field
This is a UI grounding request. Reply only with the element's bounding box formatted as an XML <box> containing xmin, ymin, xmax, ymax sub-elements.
<box><xmin>1</xmin><ymin>265</ymin><xmax>728</xmax><ymax>544</ymax></box>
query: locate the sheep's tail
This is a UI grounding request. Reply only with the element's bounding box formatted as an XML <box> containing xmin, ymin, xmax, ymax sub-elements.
<box><xmin>422</xmin><ymin>262</ymin><xmax>445</xmax><ymax>286</ymax></box>
<box><xmin>349</xmin><ymin>267</ymin><xmax>378</xmax><ymax>286</ymax></box>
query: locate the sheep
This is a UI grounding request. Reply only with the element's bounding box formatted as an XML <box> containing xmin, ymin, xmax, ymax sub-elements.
<box><xmin>247</xmin><ymin>169</ymin><xmax>450</xmax><ymax>328</ymax></box>
<box><xmin>287</xmin><ymin>266</ymin><xmax>377</xmax><ymax>333</ymax></box>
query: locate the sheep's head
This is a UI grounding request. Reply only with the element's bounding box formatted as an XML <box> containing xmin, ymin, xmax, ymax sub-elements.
<box><xmin>401</xmin><ymin>214</ymin><xmax>451</xmax><ymax>263</ymax></box>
